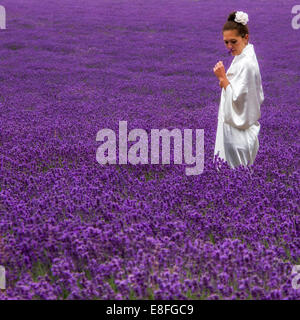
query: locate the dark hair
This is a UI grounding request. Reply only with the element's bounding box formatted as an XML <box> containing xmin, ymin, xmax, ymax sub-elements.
<box><xmin>223</xmin><ymin>11</ymin><xmax>249</xmax><ymax>38</ymax></box>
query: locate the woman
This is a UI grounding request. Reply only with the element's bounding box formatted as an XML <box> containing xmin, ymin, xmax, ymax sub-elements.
<box><xmin>213</xmin><ymin>11</ymin><xmax>264</xmax><ymax>169</ymax></box>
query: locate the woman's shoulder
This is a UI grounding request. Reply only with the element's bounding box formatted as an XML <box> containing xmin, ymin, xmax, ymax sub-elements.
<box><xmin>241</xmin><ymin>56</ymin><xmax>255</xmax><ymax>69</ymax></box>
<box><xmin>239</xmin><ymin>57</ymin><xmax>258</xmax><ymax>77</ymax></box>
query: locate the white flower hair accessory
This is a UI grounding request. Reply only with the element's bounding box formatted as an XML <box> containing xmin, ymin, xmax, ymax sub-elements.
<box><xmin>234</xmin><ymin>11</ymin><xmax>249</xmax><ymax>25</ymax></box>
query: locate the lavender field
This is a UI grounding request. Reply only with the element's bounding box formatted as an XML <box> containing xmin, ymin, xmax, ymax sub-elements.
<box><xmin>0</xmin><ymin>0</ymin><xmax>299</xmax><ymax>300</ymax></box>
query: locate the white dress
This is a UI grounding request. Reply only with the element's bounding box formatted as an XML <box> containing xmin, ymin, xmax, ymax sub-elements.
<box><xmin>214</xmin><ymin>42</ymin><xmax>264</xmax><ymax>169</ymax></box>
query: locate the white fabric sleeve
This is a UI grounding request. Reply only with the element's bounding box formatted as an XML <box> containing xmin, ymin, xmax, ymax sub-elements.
<box><xmin>223</xmin><ymin>63</ymin><xmax>261</xmax><ymax>130</ymax></box>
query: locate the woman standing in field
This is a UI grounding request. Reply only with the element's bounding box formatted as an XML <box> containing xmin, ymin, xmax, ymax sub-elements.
<box><xmin>213</xmin><ymin>11</ymin><xmax>264</xmax><ymax>169</ymax></box>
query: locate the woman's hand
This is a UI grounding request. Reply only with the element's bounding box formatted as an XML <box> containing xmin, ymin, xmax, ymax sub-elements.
<box><xmin>213</xmin><ymin>61</ymin><xmax>226</xmax><ymax>80</ymax></box>
<box><xmin>213</xmin><ymin>61</ymin><xmax>230</xmax><ymax>89</ymax></box>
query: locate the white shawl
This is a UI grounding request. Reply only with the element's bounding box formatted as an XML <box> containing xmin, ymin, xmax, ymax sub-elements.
<box><xmin>223</xmin><ymin>43</ymin><xmax>264</xmax><ymax>130</ymax></box>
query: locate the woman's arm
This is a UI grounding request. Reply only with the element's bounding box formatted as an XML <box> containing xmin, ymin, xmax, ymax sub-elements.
<box><xmin>213</xmin><ymin>61</ymin><xmax>230</xmax><ymax>90</ymax></box>
<box><xmin>219</xmin><ymin>77</ymin><xmax>230</xmax><ymax>90</ymax></box>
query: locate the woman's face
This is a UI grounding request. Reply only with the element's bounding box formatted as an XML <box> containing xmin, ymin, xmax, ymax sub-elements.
<box><xmin>223</xmin><ymin>30</ymin><xmax>249</xmax><ymax>56</ymax></box>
